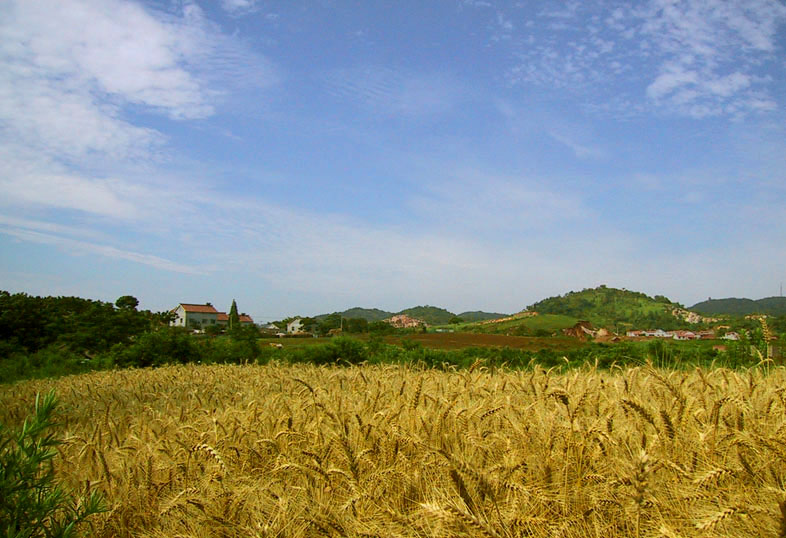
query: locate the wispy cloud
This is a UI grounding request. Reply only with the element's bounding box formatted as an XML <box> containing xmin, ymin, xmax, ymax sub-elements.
<box><xmin>408</xmin><ymin>167</ymin><xmax>587</xmax><ymax>233</ymax></box>
<box><xmin>636</xmin><ymin>0</ymin><xmax>785</xmax><ymax>117</ymax></box>
<box><xmin>547</xmin><ymin>130</ymin><xmax>605</xmax><ymax>160</ymax></box>
<box><xmin>503</xmin><ymin>0</ymin><xmax>786</xmax><ymax>118</ymax></box>
<box><xmin>323</xmin><ymin>66</ymin><xmax>463</xmax><ymax>117</ymax></box>
<box><xmin>0</xmin><ymin>225</ymin><xmax>203</xmax><ymax>275</ymax></box>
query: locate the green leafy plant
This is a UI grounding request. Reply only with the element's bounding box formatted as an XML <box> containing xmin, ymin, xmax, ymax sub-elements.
<box><xmin>1</xmin><ymin>391</ymin><xmax>105</xmax><ymax>537</ymax></box>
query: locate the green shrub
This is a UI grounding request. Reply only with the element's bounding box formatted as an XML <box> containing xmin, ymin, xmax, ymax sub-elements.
<box><xmin>289</xmin><ymin>337</ymin><xmax>367</xmax><ymax>365</ymax></box>
<box><xmin>203</xmin><ymin>336</ymin><xmax>260</xmax><ymax>365</ymax></box>
<box><xmin>111</xmin><ymin>327</ymin><xmax>202</xmax><ymax>368</ymax></box>
<box><xmin>1</xmin><ymin>391</ymin><xmax>105</xmax><ymax>537</ymax></box>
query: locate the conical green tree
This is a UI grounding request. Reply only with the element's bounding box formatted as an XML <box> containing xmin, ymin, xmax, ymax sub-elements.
<box><xmin>229</xmin><ymin>299</ymin><xmax>240</xmax><ymax>331</ymax></box>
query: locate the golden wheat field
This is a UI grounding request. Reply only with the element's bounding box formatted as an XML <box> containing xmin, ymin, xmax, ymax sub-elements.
<box><xmin>2</xmin><ymin>362</ymin><xmax>786</xmax><ymax>538</ymax></box>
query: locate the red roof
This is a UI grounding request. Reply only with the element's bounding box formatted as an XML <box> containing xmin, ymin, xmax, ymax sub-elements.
<box><xmin>179</xmin><ymin>303</ymin><xmax>218</xmax><ymax>314</ymax></box>
<box><xmin>216</xmin><ymin>312</ymin><xmax>254</xmax><ymax>323</ymax></box>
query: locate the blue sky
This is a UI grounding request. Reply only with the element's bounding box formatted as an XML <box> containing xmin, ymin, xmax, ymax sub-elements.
<box><xmin>1</xmin><ymin>0</ymin><xmax>785</xmax><ymax>321</ymax></box>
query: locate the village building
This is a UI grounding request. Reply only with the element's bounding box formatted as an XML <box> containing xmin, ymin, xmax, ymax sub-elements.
<box><xmin>171</xmin><ymin>302</ymin><xmax>255</xmax><ymax>330</ymax></box>
<box><xmin>170</xmin><ymin>303</ymin><xmax>219</xmax><ymax>329</ymax></box>
<box><xmin>287</xmin><ymin>318</ymin><xmax>305</xmax><ymax>334</ymax></box>
<box><xmin>216</xmin><ymin>312</ymin><xmax>255</xmax><ymax>327</ymax></box>
<box><xmin>672</xmin><ymin>330</ymin><xmax>696</xmax><ymax>341</ymax></box>
<box><xmin>385</xmin><ymin>314</ymin><xmax>426</xmax><ymax>329</ymax></box>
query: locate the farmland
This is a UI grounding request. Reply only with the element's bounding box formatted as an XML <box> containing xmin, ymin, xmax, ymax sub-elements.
<box><xmin>258</xmin><ymin>333</ymin><xmax>583</xmax><ymax>352</ymax></box>
<box><xmin>2</xmin><ymin>362</ymin><xmax>785</xmax><ymax>537</ymax></box>
<box><xmin>379</xmin><ymin>332</ymin><xmax>584</xmax><ymax>351</ymax></box>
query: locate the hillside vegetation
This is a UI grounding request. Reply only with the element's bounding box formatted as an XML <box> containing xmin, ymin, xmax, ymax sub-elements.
<box><xmin>527</xmin><ymin>286</ymin><xmax>684</xmax><ymax>330</ymax></box>
<box><xmin>690</xmin><ymin>296</ymin><xmax>786</xmax><ymax>316</ymax></box>
<box><xmin>463</xmin><ymin>313</ymin><xmax>579</xmax><ymax>337</ymax></box>
<box><xmin>3</xmin><ymin>363</ymin><xmax>784</xmax><ymax>537</ymax></box>
<box><xmin>397</xmin><ymin>306</ymin><xmax>455</xmax><ymax>325</ymax></box>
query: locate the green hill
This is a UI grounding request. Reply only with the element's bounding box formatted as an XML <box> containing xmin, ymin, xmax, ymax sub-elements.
<box><xmin>398</xmin><ymin>306</ymin><xmax>455</xmax><ymax>325</ymax></box>
<box><xmin>690</xmin><ymin>297</ymin><xmax>786</xmax><ymax>316</ymax></box>
<box><xmin>526</xmin><ymin>285</ymin><xmax>684</xmax><ymax>330</ymax></box>
<box><xmin>456</xmin><ymin>311</ymin><xmax>508</xmax><ymax>322</ymax></box>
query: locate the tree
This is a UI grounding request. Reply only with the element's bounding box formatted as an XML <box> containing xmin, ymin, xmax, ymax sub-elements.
<box><xmin>229</xmin><ymin>300</ymin><xmax>240</xmax><ymax>331</ymax></box>
<box><xmin>318</xmin><ymin>314</ymin><xmax>342</xmax><ymax>336</ymax></box>
<box><xmin>345</xmin><ymin>318</ymin><xmax>368</xmax><ymax>333</ymax></box>
<box><xmin>115</xmin><ymin>295</ymin><xmax>139</xmax><ymax>310</ymax></box>
<box><xmin>1</xmin><ymin>391</ymin><xmax>106</xmax><ymax>536</ymax></box>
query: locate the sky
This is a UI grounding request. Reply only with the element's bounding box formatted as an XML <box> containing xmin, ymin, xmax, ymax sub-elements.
<box><xmin>1</xmin><ymin>0</ymin><xmax>785</xmax><ymax>321</ymax></box>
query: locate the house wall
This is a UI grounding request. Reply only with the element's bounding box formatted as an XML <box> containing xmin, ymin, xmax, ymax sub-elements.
<box><xmin>171</xmin><ymin>306</ymin><xmax>217</xmax><ymax>328</ymax></box>
<box><xmin>185</xmin><ymin>312</ymin><xmax>217</xmax><ymax>328</ymax></box>
<box><xmin>172</xmin><ymin>306</ymin><xmax>188</xmax><ymax>327</ymax></box>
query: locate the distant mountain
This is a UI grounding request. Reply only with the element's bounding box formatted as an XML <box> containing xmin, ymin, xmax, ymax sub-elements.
<box><xmin>397</xmin><ymin>305</ymin><xmax>455</xmax><ymax>326</ymax></box>
<box><xmin>340</xmin><ymin>307</ymin><xmax>393</xmax><ymax>321</ymax></box>
<box><xmin>315</xmin><ymin>307</ymin><xmax>393</xmax><ymax>322</ymax></box>
<box><xmin>314</xmin><ymin>306</ymin><xmax>455</xmax><ymax>324</ymax></box>
<box><xmin>314</xmin><ymin>306</ymin><xmax>505</xmax><ymax>325</ymax></box>
<box><xmin>457</xmin><ymin>311</ymin><xmax>508</xmax><ymax>322</ymax></box>
<box><xmin>690</xmin><ymin>297</ymin><xmax>786</xmax><ymax>316</ymax></box>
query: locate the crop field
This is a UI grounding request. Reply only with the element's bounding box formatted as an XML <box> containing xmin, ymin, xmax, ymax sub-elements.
<box><xmin>380</xmin><ymin>333</ymin><xmax>584</xmax><ymax>351</ymax></box>
<box><xmin>259</xmin><ymin>333</ymin><xmax>583</xmax><ymax>352</ymax></box>
<box><xmin>2</xmin><ymin>363</ymin><xmax>785</xmax><ymax>537</ymax></box>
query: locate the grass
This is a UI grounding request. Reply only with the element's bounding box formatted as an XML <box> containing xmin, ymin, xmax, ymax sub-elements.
<box><xmin>2</xmin><ymin>362</ymin><xmax>785</xmax><ymax>537</ymax></box>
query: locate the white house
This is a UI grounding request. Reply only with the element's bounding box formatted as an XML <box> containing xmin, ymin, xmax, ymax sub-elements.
<box><xmin>672</xmin><ymin>331</ymin><xmax>696</xmax><ymax>341</ymax></box>
<box><xmin>171</xmin><ymin>303</ymin><xmax>219</xmax><ymax>329</ymax></box>
<box><xmin>287</xmin><ymin>318</ymin><xmax>304</xmax><ymax>334</ymax></box>
<box><xmin>722</xmin><ymin>332</ymin><xmax>740</xmax><ymax>341</ymax></box>
<box><xmin>642</xmin><ymin>329</ymin><xmax>669</xmax><ymax>338</ymax></box>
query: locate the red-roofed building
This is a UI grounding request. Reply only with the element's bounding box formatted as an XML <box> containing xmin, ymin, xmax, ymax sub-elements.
<box><xmin>172</xmin><ymin>302</ymin><xmax>255</xmax><ymax>331</ymax></box>
<box><xmin>217</xmin><ymin>313</ymin><xmax>255</xmax><ymax>327</ymax></box>
<box><xmin>171</xmin><ymin>303</ymin><xmax>219</xmax><ymax>329</ymax></box>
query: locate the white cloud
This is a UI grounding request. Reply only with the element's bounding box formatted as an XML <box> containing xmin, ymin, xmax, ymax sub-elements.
<box><xmin>0</xmin><ymin>0</ymin><xmax>277</xmax><ymax>163</ymax></box>
<box><xmin>0</xmin><ymin>0</ymin><xmax>281</xmax><ymax>276</ymax></box>
<box><xmin>221</xmin><ymin>0</ymin><xmax>260</xmax><ymax>15</ymax></box>
<box><xmin>2</xmin><ymin>0</ymin><xmax>212</xmax><ymax>120</ymax></box>
<box><xmin>0</xmin><ymin>172</ymin><xmax>140</xmax><ymax>220</ymax></box>
<box><xmin>646</xmin><ymin>64</ymin><xmax>699</xmax><ymax>100</ymax></box>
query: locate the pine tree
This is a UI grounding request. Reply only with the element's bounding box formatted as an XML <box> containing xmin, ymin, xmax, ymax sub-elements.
<box><xmin>229</xmin><ymin>299</ymin><xmax>240</xmax><ymax>331</ymax></box>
